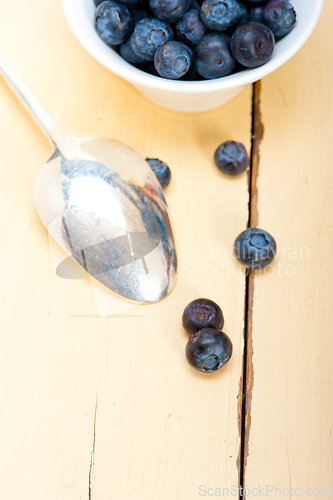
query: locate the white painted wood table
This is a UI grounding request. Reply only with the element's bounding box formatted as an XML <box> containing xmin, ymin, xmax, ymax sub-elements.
<box><xmin>0</xmin><ymin>1</ymin><xmax>332</xmax><ymax>499</ymax></box>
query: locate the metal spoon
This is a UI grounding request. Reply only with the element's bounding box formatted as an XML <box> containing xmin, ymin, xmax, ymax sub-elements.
<box><xmin>0</xmin><ymin>48</ymin><xmax>177</xmax><ymax>303</ymax></box>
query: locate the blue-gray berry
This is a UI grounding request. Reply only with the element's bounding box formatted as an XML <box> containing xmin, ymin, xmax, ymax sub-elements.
<box><xmin>131</xmin><ymin>18</ymin><xmax>174</xmax><ymax>61</ymax></box>
<box><xmin>186</xmin><ymin>328</ymin><xmax>233</xmax><ymax>373</ymax></box>
<box><xmin>234</xmin><ymin>228</ymin><xmax>277</xmax><ymax>269</ymax></box>
<box><xmin>194</xmin><ymin>33</ymin><xmax>236</xmax><ymax>79</ymax></box>
<box><xmin>95</xmin><ymin>1</ymin><xmax>132</xmax><ymax>46</ymax></box>
<box><xmin>146</xmin><ymin>158</ymin><xmax>171</xmax><ymax>188</ymax></box>
<box><xmin>200</xmin><ymin>0</ymin><xmax>242</xmax><ymax>32</ymax></box>
<box><xmin>154</xmin><ymin>41</ymin><xmax>192</xmax><ymax>79</ymax></box>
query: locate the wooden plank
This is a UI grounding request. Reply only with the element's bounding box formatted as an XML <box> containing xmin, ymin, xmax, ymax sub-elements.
<box><xmin>0</xmin><ymin>1</ymin><xmax>252</xmax><ymax>498</ymax></box>
<box><xmin>245</xmin><ymin>2</ymin><xmax>333</xmax><ymax>496</ymax></box>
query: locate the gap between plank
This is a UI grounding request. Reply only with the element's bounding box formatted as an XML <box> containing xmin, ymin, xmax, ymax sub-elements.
<box><xmin>238</xmin><ymin>80</ymin><xmax>263</xmax><ymax>499</ymax></box>
<box><xmin>89</xmin><ymin>393</ymin><xmax>98</xmax><ymax>500</ymax></box>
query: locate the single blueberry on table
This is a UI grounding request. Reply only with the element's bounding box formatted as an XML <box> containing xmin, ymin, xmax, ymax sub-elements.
<box><xmin>200</xmin><ymin>0</ymin><xmax>242</xmax><ymax>33</ymax></box>
<box><xmin>150</xmin><ymin>0</ymin><xmax>191</xmax><ymax>23</ymax></box>
<box><xmin>194</xmin><ymin>33</ymin><xmax>236</xmax><ymax>79</ymax></box>
<box><xmin>182</xmin><ymin>298</ymin><xmax>224</xmax><ymax>335</ymax></box>
<box><xmin>120</xmin><ymin>36</ymin><xmax>147</xmax><ymax>65</ymax></box>
<box><xmin>131</xmin><ymin>18</ymin><xmax>174</xmax><ymax>61</ymax></box>
<box><xmin>154</xmin><ymin>41</ymin><xmax>192</xmax><ymax>79</ymax></box>
<box><xmin>95</xmin><ymin>1</ymin><xmax>132</xmax><ymax>46</ymax></box>
<box><xmin>262</xmin><ymin>0</ymin><xmax>296</xmax><ymax>38</ymax></box>
<box><xmin>186</xmin><ymin>328</ymin><xmax>233</xmax><ymax>373</ymax></box>
<box><xmin>146</xmin><ymin>158</ymin><xmax>171</xmax><ymax>188</ymax></box>
<box><xmin>231</xmin><ymin>22</ymin><xmax>274</xmax><ymax>68</ymax></box>
<box><xmin>214</xmin><ymin>140</ymin><xmax>249</xmax><ymax>176</ymax></box>
<box><xmin>175</xmin><ymin>9</ymin><xmax>207</xmax><ymax>48</ymax></box>
<box><xmin>234</xmin><ymin>227</ymin><xmax>277</xmax><ymax>269</ymax></box>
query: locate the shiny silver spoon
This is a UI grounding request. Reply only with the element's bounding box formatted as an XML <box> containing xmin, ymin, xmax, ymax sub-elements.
<box><xmin>0</xmin><ymin>48</ymin><xmax>177</xmax><ymax>303</ymax></box>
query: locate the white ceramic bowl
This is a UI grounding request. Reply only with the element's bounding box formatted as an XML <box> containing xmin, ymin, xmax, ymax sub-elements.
<box><xmin>62</xmin><ymin>0</ymin><xmax>323</xmax><ymax>113</ymax></box>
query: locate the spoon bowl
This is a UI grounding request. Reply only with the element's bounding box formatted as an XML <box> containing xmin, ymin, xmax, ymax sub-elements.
<box><xmin>0</xmin><ymin>48</ymin><xmax>177</xmax><ymax>303</ymax></box>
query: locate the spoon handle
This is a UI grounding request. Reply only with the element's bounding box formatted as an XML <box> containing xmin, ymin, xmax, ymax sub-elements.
<box><xmin>0</xmin><ymin>47</ymin><xmax>64</xmax><ymax>149</ymax></box>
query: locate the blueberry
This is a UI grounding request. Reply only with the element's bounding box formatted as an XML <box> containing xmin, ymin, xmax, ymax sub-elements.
<box><xmin>131</xmin><ymin>18</ymin><xmax>174</xmax><ymax>61</ymax></box>
<box><xmin>189</xmin><ymin>0</ymin><xmax>202</xmax><ymax>11</ymax></box>
<box><xmin>141</xmin><ymin>61</ymin><xmax>160</xmax><ymax>75</ymax></box>
<box><xmin>248</xmin><ymin>6</ymin><xmax>265</xmax><ymax>22</ymax></box>
<box><xmin>214</xmin><ymin>140</ymin><xmax>249</xmax><ymax>175</ymax></box>
<box><xmin>95</xmin><ymin>0</ymin><xmax>140</xmax><ymax>4</ymax></box>
<box><xmin>234</xmin><ymin>227</ymin><xmax>277</xmax><ymax>269</ymax></box>
<box><xmin>186</xmin><ymin>328</ymin><xmax>232</xmax><ymax>373</ymax></box>
<box><xmin>115</xmin><ymin>0</ymin><xmax>142</xmax><ymax>5</ymax></box>
<box><xmin>95</xmin><ymin>1</ymin><xmax>132</xmax><ymax>46</ymax></box>
<box><xmin>181</xmin><ymin>64</ymin><xmax>203</xmax><ymax>80</ymax></box>
<box><xmin>120</xmin><ymin>36</ymin><xmax>147</xmax><ymax>64</ymax></box>
<box><xmin>236</xmin><ymin>1</ymin><xmax>248</xmax><ymax>25</ymax></box>
<box><xmin>182</xmin><ymin>298</ymin><xmax>224</xmax><ymax>335</ymax></box>
<box><xmin>129</xmin><ymin>4</ymin><xmax>150</xmax><ymax>25</ymax></box>
<box><xmin>200</xmin><ymin>0</ymin><xmax>242</xmax><ymax>33</ymax></box>
<box><xmin>175</xmin><ymin>9</ymin><xmax>207</xmax><ymax>48</ymax></box>
<box><xmin>231</xmin><ymin>22</ymin><xmax>274</xmax><ymax>68</ymax></box>
<box><xmin>150</xmin><ymin>0</ymin><xmax>191</xmax><ymax>23</ymax></box>
<box><xmin>146</xmin><ymin>158</ymin><xmax>171</xmax><ymax>188</ymax></box>
<box><xmin>194</xmin><ymin>33</ymin><xmax>236</xmax><ymax>79</ymax></box>
<box><xmin>154</xmin><ymin>41</ymin><xmax>192</xmax><ymax>79</ymax></box>
<box><xmin>262</xmin><ymin>0</ymin><xmax>296</xmax><ymax>38</ymax></box>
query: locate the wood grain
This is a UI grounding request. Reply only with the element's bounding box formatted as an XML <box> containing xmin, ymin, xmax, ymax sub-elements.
<box><xmin>0</xmin><ymin>1</ymin><xmax>251</xmax><ymax>498</ymax></box>
<box><xmin>245</xmin><ymin>1</ymin><xmax>333</xmax><ymax>496</ymax></box>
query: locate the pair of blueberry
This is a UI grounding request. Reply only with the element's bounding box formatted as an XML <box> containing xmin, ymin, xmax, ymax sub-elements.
<box><xmin>183</xmin><ymin>298</ymin><xmax>232</xmax><ymax>373</ymax></box>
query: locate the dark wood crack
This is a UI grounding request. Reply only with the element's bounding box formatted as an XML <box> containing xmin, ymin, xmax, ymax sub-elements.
<box><xmin>238</xmin><ymin>80</ymin><xmax>264</xmax><ymax>499</ymax></box>
<box><xmin>89</xmin><ymin>395</ymin><xmax>98</xmax><ymax>500</ymax></box>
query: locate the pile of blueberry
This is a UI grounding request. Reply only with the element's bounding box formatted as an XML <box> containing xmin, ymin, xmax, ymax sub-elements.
<box><xmin>94</xmin><ymin>0</ymin><xmax>296</xmax><ymax>80</ymax></box>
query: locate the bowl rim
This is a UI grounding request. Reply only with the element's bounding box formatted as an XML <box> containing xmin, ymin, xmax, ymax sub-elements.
<box><xmin>62</xmin><ymin>0</ymin><xmax>324</xmax><ymax>94</ymax></box>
